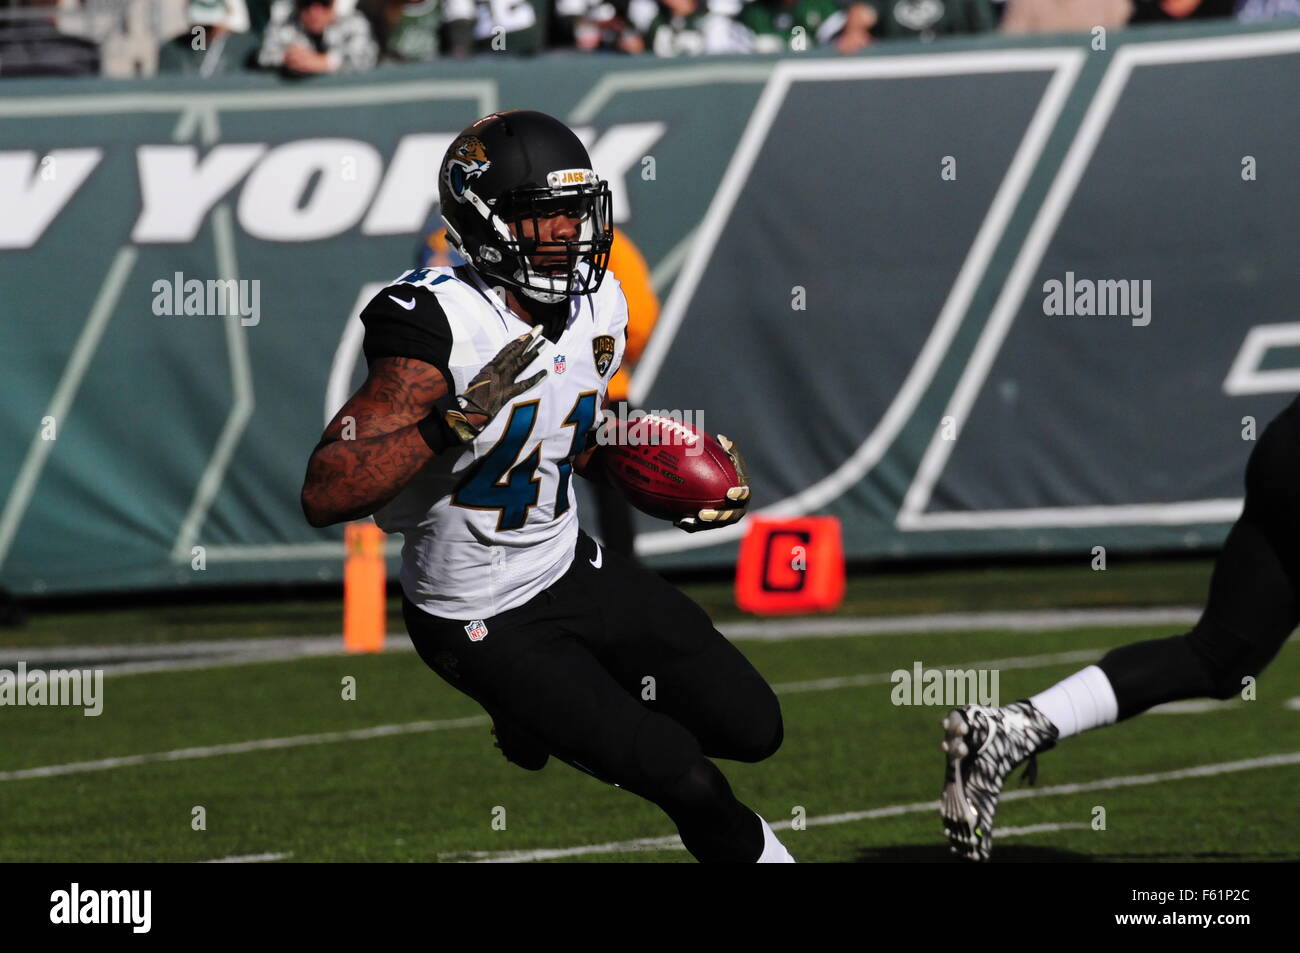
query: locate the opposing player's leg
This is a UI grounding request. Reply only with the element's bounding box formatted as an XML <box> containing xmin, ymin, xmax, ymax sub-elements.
<box><xmin>941</xmin><ymin>396</ymin><xmax>1300</xmax><ymax>861</ymax></box>
<box><xmin>570</xmin><ymin>532</ymin><xmax>793</xmax><ymax>860</ymax></box>
<box><xmin>403</xmin><ymin>567</ymin><xmax>781</xmax><ymax>862</ymax></box>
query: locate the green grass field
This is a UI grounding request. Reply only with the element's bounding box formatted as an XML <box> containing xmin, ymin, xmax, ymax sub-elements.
<box><xmin>3</xmin><ymin>559</ymin><xmax>1297</xmax><ymax>863</ymax></box>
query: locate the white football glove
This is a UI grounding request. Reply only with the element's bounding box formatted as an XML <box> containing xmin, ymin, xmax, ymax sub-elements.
<box><xmin>674</xmin><ymin>434</ymin><xmax>751</xmax><ymax>533</ymax></box>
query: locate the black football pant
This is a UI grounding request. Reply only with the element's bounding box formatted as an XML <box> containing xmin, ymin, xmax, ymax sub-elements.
<box><xmin>591</xmin><ymin>477</ymin><xmax>638</xmax><ymax>561</ymax></box>
<box><xmin>1100</xmin><ymin>396</ymin><xmax>1300</xmax><ymax>719</ymax></box>
<box><xmin>404</xmin><ymin>530</ymin><xmax>783</xmax><ymax>862</ymax></box>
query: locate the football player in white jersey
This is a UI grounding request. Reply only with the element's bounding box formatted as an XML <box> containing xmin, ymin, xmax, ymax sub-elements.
<box><xmin>302</xmin><ymin>110</ymin><xmax>794</xmax><ymax>862</ymax></box>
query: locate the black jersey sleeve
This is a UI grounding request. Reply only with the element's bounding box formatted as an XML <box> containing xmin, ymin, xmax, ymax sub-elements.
<box><xmin>359</xmin><ymin>285</ymin><xmax>456</xmax><ymax>388</ymax></box>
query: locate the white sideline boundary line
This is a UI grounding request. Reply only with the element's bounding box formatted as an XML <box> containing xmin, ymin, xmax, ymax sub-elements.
<box><xmin>451</xmin><ymin>751</ymin><xmax>1300</xmax><ymax>862</ymax></box>
<box><xmin>720</xmin><ymin>607</ymin><xmax>1202</xmax><ymax>641</ymax></box>
<box><xmin>0</xmin><ymin>606</ymin><xmax>1209</xmax><ymax>677</ymax></box>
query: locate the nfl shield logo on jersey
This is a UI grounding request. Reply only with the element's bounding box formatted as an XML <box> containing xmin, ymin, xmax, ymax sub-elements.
<box><xmin>464</xmin><ymin>620</ymin><xmax>489</xmax><ymax>642</ymax></box>
<box><xmin>553</xmin><ymin>354</ymin><xmax>567</xmax><ymax>374</ymax></box>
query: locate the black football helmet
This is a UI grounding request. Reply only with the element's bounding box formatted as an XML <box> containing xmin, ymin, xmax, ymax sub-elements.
<box><xmin>438</xmin><ymin>110</ymin><xmax>613</xmax><ymax>304</ymax></box>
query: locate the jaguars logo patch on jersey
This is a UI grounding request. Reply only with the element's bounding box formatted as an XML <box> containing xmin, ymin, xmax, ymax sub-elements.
<box><xmin>592</xmin><ymin>335</ymin><xmax>616</xmax><ymax>377</ymax></box>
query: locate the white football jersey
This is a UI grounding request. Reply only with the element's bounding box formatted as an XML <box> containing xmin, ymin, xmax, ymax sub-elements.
<box><xmin>362</xmin><ymin>262</ymin><xmax>628</xmax><ymax>620</ymax></box>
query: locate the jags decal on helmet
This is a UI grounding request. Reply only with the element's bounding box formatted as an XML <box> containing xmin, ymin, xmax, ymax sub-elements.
<box><xmin>443</xmin><ymin>136</ymin><xmax>491</xmax><ymax>204</ymax></box>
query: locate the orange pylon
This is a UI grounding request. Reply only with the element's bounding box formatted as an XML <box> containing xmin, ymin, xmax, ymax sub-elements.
<box><xmin>344</xmin><ymin>522</ymin><xmax>386</xmax><ymax>653</ymax></box>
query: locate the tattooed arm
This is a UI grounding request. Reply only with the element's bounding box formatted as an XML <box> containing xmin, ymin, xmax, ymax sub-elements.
<box><xmin>301</xmin><ymin>357</ymin><xmax>467</xmax><ymax>528</ymax></box>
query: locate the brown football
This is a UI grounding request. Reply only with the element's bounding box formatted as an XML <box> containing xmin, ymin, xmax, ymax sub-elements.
<box><xmin>599</xmin><ymin>415</ymin><xmax>739</xmax><ymax>521</ymax></box>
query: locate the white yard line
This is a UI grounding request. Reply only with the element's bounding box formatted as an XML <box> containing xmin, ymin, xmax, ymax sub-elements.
<box><xmin>199</xmin><ymin>852</ymin><xmax>292</xmax><ymax>863</ymax></box>
<box><xmin>450</xmin><ymin>751</ymin><xmax>1300</xmax><ymax>862</ymax></box>
<box><xmin>0</xmin><ymin>716</ymin><xmax>488</xmax><ymax>782</ymax></box>
<box><xmin>1149</xmin><ymin>699</ymin><xmax>1241</xmax><ymax>715</ymax></box>
<box><xmin>996</xmin><ymin>822</ymin><xmax>1090</xmax><ymax>838</ymax></box>
<box><xmin>773</xmin><ymin>648</ymin><xmax>1103</xmax><ymax>694</ymax></box>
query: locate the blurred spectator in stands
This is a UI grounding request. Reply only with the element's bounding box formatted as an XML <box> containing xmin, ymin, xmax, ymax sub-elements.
<box><xmin>245</xmin><ymin>0</ymin><xmax>274</xmax><ymax>32</ymax></box>
<box><xmin>1234</xmin><ymin>0</ymin><xmax>1300</xmax><ymax>18</ymax></box>
<box><xmin>0</xmin><ymin>0</ymin><xmax>99</xmax><ymax>75</ymax></box>
<box><xmin>438</xmin><ymin>0</ymin><xmax>473</xmax><ymax>53</ymax></box>
<box><xmin>1000</xmin><ymin>0</ymin><xmax>1130</xmax><ymax>32</ymax></box>
<box><xmin>741</xmin><ymin>0</ymin><xmax>873</xmax><ymax>51</ymax></box>
<box><xmin>258</xmin><ymin>0</ymin><xmax>378</xmax><ymax>73</ymax></box>
<box><xmin>444</xmin><ymin>0</ymin><xmax>548</xmax><ymax>56</ymax></box>
<box><xmin>551</xmin><ymin>0</ymin><xmax>587</xmax><ymax>47</ymax></box>
<box><xmin>861</xmin><ymin>0</ymin><xmax>995</xmax><ymax>39</ymax></box>
<box><xmin>1129</xmin><ymin>0</ymin><xmax>1232</xmax><ymax>18</ymax></box>
<box><xmin>645</xmin><ymin>0</ymin><xmax>755</xmax><ymax>54</ymax></box>
<box><xmin>565</xmin><ymin>0</ymin><xmax>649</xmax><ymax>52</ymax></box>
<box><xmin>358</xmin><ymin>0</ymin><xmax>444</xmax><ymax>61</ymax></box>
<box><xmin>159</xmin><ymin>0</ymin><xmax>259</xmax><ymax>73</ymax></box>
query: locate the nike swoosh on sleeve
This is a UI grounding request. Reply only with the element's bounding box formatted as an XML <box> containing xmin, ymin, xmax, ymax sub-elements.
<box><xmin>388</xmin><ymin>294</ymin><xmax>417</xmax><ymax>310</ymax></box>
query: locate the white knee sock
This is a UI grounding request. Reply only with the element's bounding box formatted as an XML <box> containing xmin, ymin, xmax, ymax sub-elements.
<box><xmin>755</xmin><ymin>814</ymin><xmax>795</xmax><ymax>863</ymax></box>
<box><xmin>1029</xmin><ymin>665</ymin><xmax>1119</xmax><ymax>740</ymax></box>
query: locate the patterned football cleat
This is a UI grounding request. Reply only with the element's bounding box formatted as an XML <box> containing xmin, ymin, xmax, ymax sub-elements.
<box><xmin>940</xmin><ymin>701</ymin><xmax>1059</xmax><ymax>861</ymax></box>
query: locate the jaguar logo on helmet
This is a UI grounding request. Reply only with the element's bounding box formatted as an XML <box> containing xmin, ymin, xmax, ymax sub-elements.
<box><xmin>443</xmin><ymin>135</ymin><xmax>491</xmax><ymax>204</ymax></box>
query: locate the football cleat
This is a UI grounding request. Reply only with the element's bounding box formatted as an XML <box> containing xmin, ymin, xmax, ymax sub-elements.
<box><xmin>940</xmin><ymin>701</ymin><xmax>1059</xmax><ymax>861</ymax></box>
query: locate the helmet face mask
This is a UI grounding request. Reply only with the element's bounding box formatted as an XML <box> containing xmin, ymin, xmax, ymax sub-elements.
<box><xmin>438</xmin><ymin>111</ymin><xmax>614</xmax><ymax>304</ymax></box>
<box><xmin>495</xmin><ymin>183</ymin><xmax>612</xmax><ymax>302</ymax></box>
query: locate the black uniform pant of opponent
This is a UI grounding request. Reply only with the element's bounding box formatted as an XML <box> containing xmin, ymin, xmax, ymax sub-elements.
<box><xmin>404</xmin><ymin>530</ymin><xmax>783</xmax><ymax>862</ymax></box>
<box><xmin>1100</xmin><ymin>396</ymin><xmax>1300</xmax><ymax>719</ymax></box>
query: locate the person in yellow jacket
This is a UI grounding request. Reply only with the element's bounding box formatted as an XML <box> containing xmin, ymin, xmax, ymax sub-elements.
<box><xmin>415</xmin><ymin>221</ymin><xmax>659</xmax><ymax>558</ymax></box>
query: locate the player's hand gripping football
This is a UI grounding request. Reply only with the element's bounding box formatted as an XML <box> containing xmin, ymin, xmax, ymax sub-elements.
<box><xmin>445</xmin><ymin>325</ymin><xmax>547</xmax><ymax>443</ymax></box>
<box><xmin>674</xmin><ymin>434</ymin><xmax>751</xmax><ymax>532</ymax></box>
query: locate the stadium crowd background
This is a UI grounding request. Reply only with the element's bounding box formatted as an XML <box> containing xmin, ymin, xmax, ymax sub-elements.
<box><xmin>0</xmin><ymin>0</ymin><xmax>1295</xmax><ymax>78</ymax></box>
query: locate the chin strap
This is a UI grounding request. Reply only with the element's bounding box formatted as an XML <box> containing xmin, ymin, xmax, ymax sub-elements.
<box><xmin>518</xmin><ymin>284</ymin><xmax>568</xmax><ymax>305</ymax></box>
